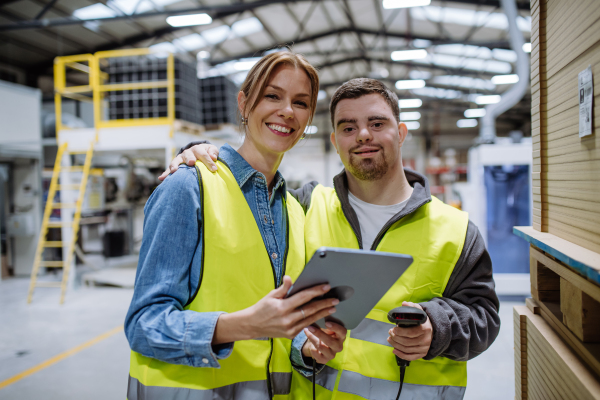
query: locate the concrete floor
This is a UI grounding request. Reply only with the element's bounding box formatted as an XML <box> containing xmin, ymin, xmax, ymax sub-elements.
<box><xmin>0</xmin><ymin>277</ymin><xmax>522</xmax><ymax>399</ymax></box>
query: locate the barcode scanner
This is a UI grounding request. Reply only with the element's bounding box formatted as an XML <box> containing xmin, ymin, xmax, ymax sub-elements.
<box><xmin>387</xmin><ymin>306</ymin><xmax>428</xmax><ymax>400</ymax></box>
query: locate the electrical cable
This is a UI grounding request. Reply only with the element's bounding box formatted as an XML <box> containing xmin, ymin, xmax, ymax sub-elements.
<box><xmin>312</xmin><ymin>357</ymin><xmax>316</xmax><ymax>400</ymax></box>
<box><xmin>395</xmin><ymin>365</ymin><xmax>406</xmax><ymax>400</ymax></box>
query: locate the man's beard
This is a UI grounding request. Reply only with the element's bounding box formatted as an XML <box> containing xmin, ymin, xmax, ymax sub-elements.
<box><xmin>347</xmin><ymin>148</ymin><xmax>388</xmax><ymax>181</ymax></box>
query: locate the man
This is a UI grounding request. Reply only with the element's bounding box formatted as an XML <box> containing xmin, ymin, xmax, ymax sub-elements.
<box><xmin>167</xmin><ymin>78</ymin><xmax>500</xmax><ymax>399</ymax></box>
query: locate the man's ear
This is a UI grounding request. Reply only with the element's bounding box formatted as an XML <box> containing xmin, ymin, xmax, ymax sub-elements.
<box><xmin>398</xmin><ymin>122</ymin><xmax>408</xmax><ymax>148</ymax></box>
<box><xmin>330</xmin><ymin>131</ymin><xmax>339</xmax><ymax>154</ymax></box>
<box><xmin>237</xmin><ymin>91</ymin><xmax>247</xmax><ymax>118</ymax></box>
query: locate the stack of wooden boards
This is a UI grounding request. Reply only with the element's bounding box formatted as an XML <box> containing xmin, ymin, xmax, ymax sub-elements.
<box><xmin>531</xmin><ymin>0</ymin><xmax>600</xmax><ymax>249</ymax></box>
<box><xmin>516</xmin><ymin>0</ymin><xmax>600</xmax><ymax>397</ymax></box>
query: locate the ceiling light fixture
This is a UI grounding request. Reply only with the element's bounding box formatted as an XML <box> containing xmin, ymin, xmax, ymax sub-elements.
<box><xmin>475</xmin><ymin>95</ymin><xmax>501</xmax><ymax>104</ymax></box>
<box><xmin>391</xmin><ymin>49</ymin><xmax>428</xmax><ymax>61</ymax></box>
<box><xmin>166</xmin><ymin>13</ymin><xmax>212</xmax><ymax>27</ymax></box>
<box><xmin>464</xmin><ymin>108</ymin><xmax>486</xmax><ymax>118</ymax></box>
<box><xmin>383</xmin><ymin>0</ymin><xmax>431</xmax><ymax>9</ymax></box>
<box><xmin>457</xmin><ymin>119</ymin><xmax>478</xmax><ymax>128</ymax></box>
<box><xmin>404</xmin><ymin>121</ymin><xmax>421</xmax><ymax>130</ymax></box>
<box><xmin>399</xmin><ymin>99</ymin><xmax>423</xmax><ymax>108</ymax></box>
<box><xmin>400</xmin><ymin>112</ymin><xmax>421</xmax><ymax>121</ymax></box>
<box><xmin>491</xmin><ymin>74</ymin><xmax>519</xmax><ymax>85</ymax></box>
<box><xmin>396</xmin><ymin>79</ymin><xmax>426</xmax><ymax>90</ymax></box>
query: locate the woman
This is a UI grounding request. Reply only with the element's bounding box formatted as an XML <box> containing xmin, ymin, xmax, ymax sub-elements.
<box><xmin>125</xmin><ymin>52</ymin><xmax>346</xmax><ymax>400</ymax></box>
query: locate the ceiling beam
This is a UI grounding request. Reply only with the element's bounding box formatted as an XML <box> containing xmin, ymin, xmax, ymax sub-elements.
<box><xmin>0</xmin><ymin>0</ymin><xmax>316</xmax><ymax>31</ymax></box>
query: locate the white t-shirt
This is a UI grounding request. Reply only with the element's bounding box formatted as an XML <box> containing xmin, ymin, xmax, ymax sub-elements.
<box><xmin>348</xmin><ymin>191</ymin><xmax>410</xmax><ymax>250</ymax></box>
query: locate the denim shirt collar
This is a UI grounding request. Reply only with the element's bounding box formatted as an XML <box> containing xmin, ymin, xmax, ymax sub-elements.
<box><xmin>219</xmin><ymin>143</ymin><xmax>287</xmax><ymax>202</ymax></box>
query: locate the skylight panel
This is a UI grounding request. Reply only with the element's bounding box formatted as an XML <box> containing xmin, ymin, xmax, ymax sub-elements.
<box><xmin>232</xmin><ymin>17</ymin><xmax>263</xmax><ymax>37</ymax></box>
<box><xmin>73</xmin><ymin>3</ymin><xmax>117</xmax><ymax>20</ymax></box>
<box><xmin>391</xmin><ymin>49</ymin><xmax>428</xmax><ymax>61</ymax></box>
<box><xmin>415</xmin><ymin>54</ymin><xmax>512</xmax><ymax>74</ymax></box>
<box><xmin>173</xmin><ymin>34</ymin><xmax>207</xmax><ymax>51</ymax></box>
<box><xmin>383</xmin><ymin>0</ymin><xmax>431</xmax><ymax>9</ymax></box>
<box><xmin>433</xmin><ymin>75</ymin><xmax>496</xmax><ymax>90</ymax></box>
<box><xmin>411</xmin><ymin>6</ymin><xmax>531</xmax><ymax>32</ymax></box>
<box><xmin>409</xmin><ymin>70</ymin><xmax>432</xmax><ymax>80</ymax></box>
<box><xmin>149</xmin><ymin>42</ymin><xmax>176</xmax><ymax>58</ymax></box>
<box><xmin>202</xmin><ymin>25</ymin><xmax>232</xmax><ymax>44</ymax></box>
<box><xmin>400</xmin><ymin>112</ymin><xmax>421</xmax><ymax>121</ymax></box>
<box><xmin>399</xmin><ymin>99</ymin><xmax>423</xmax><ymax>108</ymax></box>
<box><xmin>395</xmin><ymin>80</ymin><xmax>426</xmax><ymax>90</ymax></box>
<box><xmin>435</xmin><ymin>44</ymin><xmax>492</xmax><ymax>59</ymax></box>
<box><xmin>405</xmin><ymin>121</ymin><xmax>421</xmax><ymax>130</ymax></box>
<box><xmin>492</xmin><ymin>48</ymin><xmax>517</xmax><ymax>63</ymax></box>
<box><xmin>167</xmin><ymin>13</ymin><xmax>212</xmax><ymax>27</ymax></box>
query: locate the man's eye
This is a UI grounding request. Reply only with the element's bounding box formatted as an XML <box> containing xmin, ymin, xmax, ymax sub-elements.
<box><xmin>373</xmin><ymin>123</ymin><xmax>383</xmax><ymax>128</ymax></box>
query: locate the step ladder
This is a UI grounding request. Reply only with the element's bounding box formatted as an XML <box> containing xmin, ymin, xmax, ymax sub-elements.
<box><xmin>28</xmin><ymin>142</ymin><xmax>94</xmax><ymax>304</ymax></box>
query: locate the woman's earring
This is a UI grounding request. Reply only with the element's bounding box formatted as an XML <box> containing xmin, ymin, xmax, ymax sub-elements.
<box><xmin>241</xmin><ymin>117</ymin><xmax>248</xmax><ymax>125</ymax></box>
<box><xmin>300</xmin><ymin>133</ymin><xmax>307</xmax><ymax>140</ymax></box>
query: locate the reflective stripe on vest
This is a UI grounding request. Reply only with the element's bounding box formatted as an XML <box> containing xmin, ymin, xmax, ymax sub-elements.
<box><xmin>337</xmin><ymin>370</ymin><xmax>466</xmax><ymax>400</ymax></box>
<box><xmin>127</xmin><ymin>373</ymin><xmax>293</xmax><ymax>400</ymax></box>
<box><xmin>291</xmin><ymin>184</ymin><xmax>469</xmax><ymax>400</ymax></box>
<box><xmin>128</xmin><ymin>160</ymin><xmax>305</xmax><ymax>400</ymax></box>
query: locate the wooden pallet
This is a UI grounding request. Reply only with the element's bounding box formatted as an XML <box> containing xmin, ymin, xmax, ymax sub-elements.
<box><xmin>173</xmin><ymin>119</ymin><xmax>205</xmax><ymax>135</ymax></box>
<box><xmin>515</xmin><ymin>305</ymin><xmax>600</xmax><ymax>400</ymax></box>
<box><xmin>529</xmin><ymin>246</ymin><xmax>600</xmax><ymax>378</ymax></box>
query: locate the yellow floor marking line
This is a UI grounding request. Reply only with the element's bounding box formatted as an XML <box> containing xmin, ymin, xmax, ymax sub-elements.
<box><xmin>0</xmin><ymin>325</ymin><xmax>123</xmax><ymax>390</ymax></box>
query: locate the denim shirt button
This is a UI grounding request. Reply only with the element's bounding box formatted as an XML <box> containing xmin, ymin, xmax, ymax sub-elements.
<box><xmin>202</xmin><ymin>358</ymin><xmax>209</xmax><ymax>364</ymax></box>
<box><xmin>271</xmin><ymin>253</ymin><xmax>278</xmax><ymax>259</ymax></box>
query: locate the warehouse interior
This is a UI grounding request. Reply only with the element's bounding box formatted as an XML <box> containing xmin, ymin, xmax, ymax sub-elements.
<box><xmin>0</xmin><ymin>0</ymin><xmax>599</xmax><ymax>399</ymax></box>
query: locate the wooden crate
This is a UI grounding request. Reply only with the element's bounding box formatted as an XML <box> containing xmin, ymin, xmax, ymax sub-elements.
<box><xmin>515</xmin><ymin>305</ymin><xmax>600</xmax><ymax>400</ymax></box>
<box><xmin>532</xmin><ymin>0</ymin><xmax>600</xmax><ymax>253</ymax></box>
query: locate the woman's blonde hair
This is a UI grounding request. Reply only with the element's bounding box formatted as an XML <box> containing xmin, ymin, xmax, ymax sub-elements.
<box><xmin>239</xmin><ymin>51</ymin><xmax>319</xmax><ymax>130</ymax></box>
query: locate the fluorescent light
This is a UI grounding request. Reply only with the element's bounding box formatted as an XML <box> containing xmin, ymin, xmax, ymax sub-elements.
<box><xmin>399</xmin><ymin>99</ymin><xmax>422</xmax><ymax>108</ymax></box>
<box><xmin>383</xmin><ymin>0</ymin><xmax>431</xmax><ymax>9</ymax></box>
<box><xmin>492</xmin><ymin>48</ymin><xmax>517</xmax><ymax>63</ymax></box>
<box><xmin>400</xmin><ymin>112</ymin><xmax>421</xmax><ymax>121</ymax></box>
<box><xmin>433</xmin><ymin>75</ymin><xmax>496</xmax><ymax>90</ymax></box>
<box><xmin>491</xmin><ymin>74</ymin><xmax>519</xmax><ymax>85</ymax></box>
<box><xmin>396</xmin><ymin>80</ymin><xmax>426</xmax><ymax>90</ymax></box>
<box><xmin>234</xmin><ymin>58</ymin><xmax>260</xmax><ymax>71</ymax></box>
<box><xmin>457</xmin><ymin>119</ymin><xmax>478</xmax><ymax>128</ymax></box>
<box><xmin>523</xmin><ymin>43</ymin><xmax>532</xmax><ymax>53</ymax></box>
<box><xmin>305</xmin><ymin>126</ymin><xmax>318</xmax><ymax>134</ymax></box>
<box><xmin>404</xmin><ymin>121</ymin><xmax>421</xmax><ymax>130</ymax></box>
<box><xmin>464</xmin><ymin>108</ymin><xmax>486</xmax><ymax>118</ymax></box>
<box><xmin>231</xmin><ymin>17</ymin><xmax>263</xmax><ymax>37</ymax></box>
<box><xmin>166</xmin><ymin>13</ymin><xmax>212</xmax><ymax>27</ymax></box>
<box><xmin>391</xmin><ymin>49</ymin><xmax>428</xmax><ymax>61</ymax></box>
<box><xmin>197</xmin><ymin>51</ymin><xmax>210</xmax><ymax>59</ymax></box>
<box><xmin>73</xmin><ymin>3</ymin><xmax>117</xmax><ymax>19</ymax></box>
<box><xmin>317</xmin><ymin>90</ymin><xmax>327</xmax><ymax>101</ymax></box>
<box><xmin>416</xmin><ymin>53</ymin><xmax>512</xmax><ymax>74</ymax></box>
<box><xmin>173</xmin><ymin>34</ymin><xmax>206</xmax><ymax>51</ymax></box>
<box><xmin>475</xmin><ymin>95</ymin><xmax>501</xmax><ymax>105</ymax></box>
<box><xmin>411</xmin><ymin>6</ymin><xmax>531</xmax><ymax>32</ymax></box>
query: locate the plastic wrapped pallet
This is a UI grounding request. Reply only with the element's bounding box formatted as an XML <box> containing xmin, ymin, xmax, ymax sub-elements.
<box><xmin>106</xmin><ymin>56</ymin><xmax>202</xmax><ymax>125</ymax></box>
<box><xmin>199</xmin><ymin>76</ymin><xmax>239</xmax><ymax>127</ymax></box>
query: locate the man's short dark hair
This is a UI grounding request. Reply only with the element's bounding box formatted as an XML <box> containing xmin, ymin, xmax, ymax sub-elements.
<box><xmin>329</xmin><ymin>78</ymin><xmax>400</xmax><ymax>128</ymax></box>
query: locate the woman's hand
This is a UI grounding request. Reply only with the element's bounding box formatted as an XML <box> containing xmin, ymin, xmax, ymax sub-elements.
<box><xmin>302</xmin><ymin>322</ymin><xmax>347</xmax><ymax>365</ymax></box>
<box><xmin>213</xmin><ymin>276</ymin><xmax>339</xmax><ymax>344</ymax></box>
<box><xmin>159</xmin><ymin>143</ymin><xmax>220</xmax><ymax>181</ymax></box>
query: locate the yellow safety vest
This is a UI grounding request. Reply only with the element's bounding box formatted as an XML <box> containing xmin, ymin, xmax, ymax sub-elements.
<box><xmin>291</xmin><ymin>184</ymin><xmax>469</xmax><ymax>400</ymax></box>
<box><xmin>127</xmin><ymin>160</ymin><xmax>306</xmax><ymax>400</ymax></box>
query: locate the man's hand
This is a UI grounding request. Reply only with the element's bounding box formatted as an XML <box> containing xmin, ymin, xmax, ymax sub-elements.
<box><xmin>158</xmin><ymin>143</ymin><xmax>220</xmax><ymax>181</ymax></box>
<box><xmin>387</xmin><ymin>301</ymin><xmax>433</xmax><ymax>361</ymax></box>
<box><xmin>302</xmin><ymin>322</ymin><xmax>347</xmax><ymax>365</ymax></box>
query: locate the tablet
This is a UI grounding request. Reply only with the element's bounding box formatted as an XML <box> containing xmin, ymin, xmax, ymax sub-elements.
<box><xmin>286</xmin><ymin>247</ymin><xmax>413</xmax><ymax>330</ymax></box>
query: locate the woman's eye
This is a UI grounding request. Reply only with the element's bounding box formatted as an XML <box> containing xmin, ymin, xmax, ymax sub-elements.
<box><xmin>266</xmin><ymin>94</ymin><xmax>278</xmax><ymax>100</ymax></box>
<box><xmin>296</xmin><ymin>101</ymin><xmax>308</xmax><ymax>107</ymax></box>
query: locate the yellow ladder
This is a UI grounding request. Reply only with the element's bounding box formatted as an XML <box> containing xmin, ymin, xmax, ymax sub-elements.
<box><xmin>28</xmin><ymin>142</ymin><xmax>95</xmax><ymax>304</ymax></box>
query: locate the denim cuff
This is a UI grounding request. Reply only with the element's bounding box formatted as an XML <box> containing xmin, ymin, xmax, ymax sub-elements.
<box><xmin>290</xmin><ymin>330</ymin><xmax>326</xmax><ymax>377</ymax></box>
<box><xmin>184</xmin><ymin>311</ymin><xmax>233</xmax><ymax>368</ymax></box>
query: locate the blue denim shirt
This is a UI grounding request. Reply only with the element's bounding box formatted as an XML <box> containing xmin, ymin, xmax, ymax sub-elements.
<box><xmin>125</xmin><ymin>144</ymin><xmax>310</xmax><ymax>372</ymax></box>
